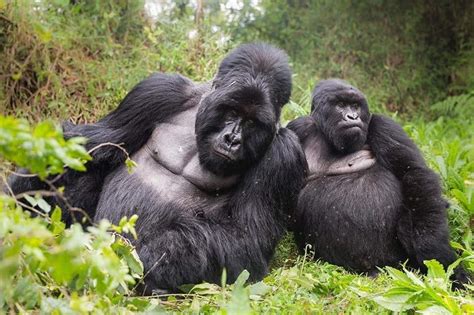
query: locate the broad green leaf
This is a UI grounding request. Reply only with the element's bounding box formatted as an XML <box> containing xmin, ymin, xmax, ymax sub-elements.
<box><xmin>190</xmin><ymin>297</ymin><xmax>201</xmax><ymax>313</ymax></box>
<box><xmin>37</xmin><ymin>198</ymin><xmax>52</xmax><ymax>213</ymax></box>
<box><xmin>224</xmin><ymin>280</ymin><xmax>252</xmax><ymax>315</ymax></box>
<box><xmin>425</xmin><ymin>260</ymin><xmax>446</xmax><ymax>280</ymax></box>
<box><xmin>248</xmin><ymin>281</ymin><xmax>271</xmax><ymax>297</ymax></box>
<box><xmin>404</xmin><ymin>270</ymin><xmax>425</xmax><ymax>287</ymax></box>
<box><xmin>111</xmin><ymin>237</ymin><xmax>143</xmax><ymax>278</ymax></box>
<box><xmin>189</xmin><ymin>283</ymin><xmax>221</xmax><ymax>295</ymax></box>
<box><xmin>419</xmin><ymin>305</ymin><xmax>452</xmax><ymax>315</ymax></box>
<box><xmin>373</xmin><ymin>294</ymin><xmax>413</xmax><ymax>312</ymax></box>
<box><xmin>233</xmin><ymin>270</ymin><xmax>250</xmax><ymax>288</ymax></box>
<box><xmin>13</xmin><ymin>277</ymin><xmax>41</xmax><ymax>309</ymax></box>
<box><xmin>24</xmin><ymin>194</ymin><xmax>38</xmax><ymax>207</ymax></box>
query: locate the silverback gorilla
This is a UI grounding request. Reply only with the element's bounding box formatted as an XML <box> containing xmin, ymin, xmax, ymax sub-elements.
<box><xmin>288</xmin><ymin>79</ymin><xmax>470</xmax><ymax>289</ymax></box>
<box><xmin>93</xmin><ymin>43</ymin><xmax>306</xmax><ymax>292</ymax></box>
<box><xmin>7</xmin><ymin>43</ymin><xmax>306</xmax><ymax>292</ymax></box>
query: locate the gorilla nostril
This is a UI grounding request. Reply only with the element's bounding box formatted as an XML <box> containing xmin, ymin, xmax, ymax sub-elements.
<box><xmin>223</xmin><ymin>133</ymin><xmax>232</xmax><ymax>146</ymax></box>
<box><xmin>346</xmin><ymin>113</ymin><xmax>359</xmax><ymax>120</ymax></box>
<box><xmin>224</xmin><ymin>133</ymin><xmax>240</xmax><ymax>148</ymax></box>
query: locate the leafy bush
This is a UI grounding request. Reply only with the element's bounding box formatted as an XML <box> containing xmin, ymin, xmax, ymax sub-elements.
<box><xmin>0</xmin><ymin>1</ymin><xmax>230</xmax><ymax>122</ymax></box>
<box><xmin>373</xmin><ymin>261</ymin><xmax>474</xmax><ymax>314</ymax></box>
<box><xmin>0</xmin><ymin>116</ymin><xmax>90</xmax><ymax>178</ymax></box>
<box><xmin>0</xmin><ymin>117</ymin><xmax>152</xmax><ymax>313</ymax></box>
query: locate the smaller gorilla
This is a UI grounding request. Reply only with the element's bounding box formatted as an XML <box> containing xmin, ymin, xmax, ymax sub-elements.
<box><xmin>288</xmin><ymin>79</ymin><xmax>471</xmax><ymax>288</ymax></box>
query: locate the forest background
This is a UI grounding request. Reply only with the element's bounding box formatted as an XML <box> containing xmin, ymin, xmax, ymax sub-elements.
<box><xmin>0</xmin><ymin>0</ymin><xmax>473</xmax><ymax>313</ymax></box>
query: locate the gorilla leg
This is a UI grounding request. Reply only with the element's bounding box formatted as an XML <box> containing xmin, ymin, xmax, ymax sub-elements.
<box><xmin>136</xmin><ymin>212</ymin><xmax>213</xmax><ymax>293</ymax></box>
<box><xmin>134</xmin><ymin>208</ymin><xmax>268</xmax><ymax>293</ymax></box>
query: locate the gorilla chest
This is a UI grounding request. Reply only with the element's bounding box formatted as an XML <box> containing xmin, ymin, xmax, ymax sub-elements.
<box><xmin>131</xmin><ymin>107</ymin><xmax>237</xmax><ymax>206</ymax></box>
<box><xmin>307</xmin><ymin>167</ymin><xmax>402</xmax><ymax>219</ymax></box>
<box><xmin>302</xmin><ymin>137</ymin><xmax>402</xmax><ymax>226</ymax></box>
<box><xmin>304</xmin><ymin>137</ymin><xmax>376</xmax><ymax>177</ymax></box>
<box><xmin>302</xmin><ymin>167</ymin><xmax>405</xmax><ymax>270</ymax></box>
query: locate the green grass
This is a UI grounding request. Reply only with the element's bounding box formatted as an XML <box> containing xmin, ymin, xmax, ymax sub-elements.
<box><xmin>1</xmin><ymin>2</ymin><xmax>473</xmax><ymax>314</ymax></box>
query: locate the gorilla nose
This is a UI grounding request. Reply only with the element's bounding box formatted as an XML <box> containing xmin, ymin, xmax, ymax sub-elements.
<box><xmin>345</xmin><ymin>113</ymin><xmax>359</xmax><ymax>121</ymax></box>
<box><xmin>224</xmin><ymin>133</ymin><xmax>241</xmax><ymax>149</ymax></box>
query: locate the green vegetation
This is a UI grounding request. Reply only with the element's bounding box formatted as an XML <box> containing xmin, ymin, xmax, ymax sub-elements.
<box><xmin>1</xmin><ymin>1</ymin><xmax>473</xmax><ymax>313</ymax></box>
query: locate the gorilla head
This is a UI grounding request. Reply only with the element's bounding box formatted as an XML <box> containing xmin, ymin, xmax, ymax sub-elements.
<box><xmin>311</xmin><ymin>79</ymin><xmax>370</xmax><ymax>154</ymax></box>
<box><xmin>195</xmin><ymin>43</ymin><xmax>292</xmax><ymax>176</ymax></box>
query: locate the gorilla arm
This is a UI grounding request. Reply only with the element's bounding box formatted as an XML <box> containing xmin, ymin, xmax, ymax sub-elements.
<box><xmin>367</xmin><ymin>114</ymin><xmax>471</xmax><ymax>288</ymax></box>
<box><xmin>66</xmin><ymin>73</ymin><xmax>196</xmax><ymax>166</ymax></box>
<box><xmin>286</xmin><ymin>116</ymin><xmax>317</xmax><ymax>144</ymax></box>
<box><xmin>7</xmin><ymin>73</ymin><xmax>196</xmax><ymax>223</ymax></box>
<box><xmin>241</xmin><ymin>128</ymin><xmax>307</xmax><ymax>221</ymax></box>
<box><xmin>366</xmin><ymin>114</ymin><xmax>425</xmax><ymax>177</ymax></box>
<box><xmin>214</xmin><ymin>128</ymin><xmax>307</xmax><ymax>282</ymax></box>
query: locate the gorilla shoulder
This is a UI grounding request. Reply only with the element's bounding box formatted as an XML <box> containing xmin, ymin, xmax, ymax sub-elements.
<box><xmin>288</xmin><ymin>115</ymin><xmax>375</xmax><ymax>179</ymax></box>
<box><xmin>133</xmin><ymin>99</ymin><xmax>240</xmax><ymax>196</ymax></box>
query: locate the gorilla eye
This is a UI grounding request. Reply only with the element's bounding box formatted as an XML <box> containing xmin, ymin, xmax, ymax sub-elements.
<box><xmin>228</xmin><ymin>110</ymin><xmax>238</xmax><ymax>118</ymax></box>
<box><xmin>334</xmin><ymin>103</ymin><xmax>345</xmax><ymax>112</ymax></box>
<box><xmin>247</xmin><ymin>119</ymin><xmax>255</xmax><ymax>126</ymax></box>
<box><xmin>225</xmin><ymin>110</ymin><xmax>238</xmax><ymax>123</ymax></box>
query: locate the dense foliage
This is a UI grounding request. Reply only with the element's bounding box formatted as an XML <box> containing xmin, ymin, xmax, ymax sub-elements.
<box><xmin>0</xmin><ymin>1</ymin><xmax>473</xmax><ymax>313</ymax></box>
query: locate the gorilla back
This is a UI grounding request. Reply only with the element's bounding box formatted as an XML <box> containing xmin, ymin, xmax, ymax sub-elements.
<box><xmin>94</xmin><ymin>43</ymin><xmax>307</xmax><ymax>293</ymax></box>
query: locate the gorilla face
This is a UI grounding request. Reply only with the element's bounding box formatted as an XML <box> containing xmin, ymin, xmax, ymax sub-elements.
<box><xmin>195</xmin><ymin>42</ymin><xmax>290</xmax><ymax>177</ymax></box>
<box><xmin>195</xmin><ymin>84</ymin><xmax>277</xmax><ymax>176</ymax></box>
<box><xmin>311</xmin><ymin>79</ymin><xmax>370</xmax><ymax>153</ymax></box>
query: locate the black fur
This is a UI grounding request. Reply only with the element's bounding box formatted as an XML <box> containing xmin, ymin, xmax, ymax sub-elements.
<box><xmin>213</xmin><ymin>42</ymin><xmax>292</xmax><ymax>116</ymax></box>
<box><xmin>288</xmin><ymin>79</ymin><xmax>471</xmax><ymax>289</ymax></box>
<box><xmin>8</xmin><ymin>43</ymin><xmax>307</xmax><ymax>292</ymax></box>
<box><xmin>7</xmin><ymin>73</ymin><xmax>192</xmax><ymax>224</ymax></box>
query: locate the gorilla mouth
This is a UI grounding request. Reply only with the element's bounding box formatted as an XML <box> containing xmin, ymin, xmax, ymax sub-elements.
<box><xmin>213</xmin><ymin>148</ymin><xmax>236</xmax><ymax>161</ymax></box>
<box><xmin>340</xmin><ymin>122</ymin><xmax>363</xmax><ymax>130</ymax></box>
